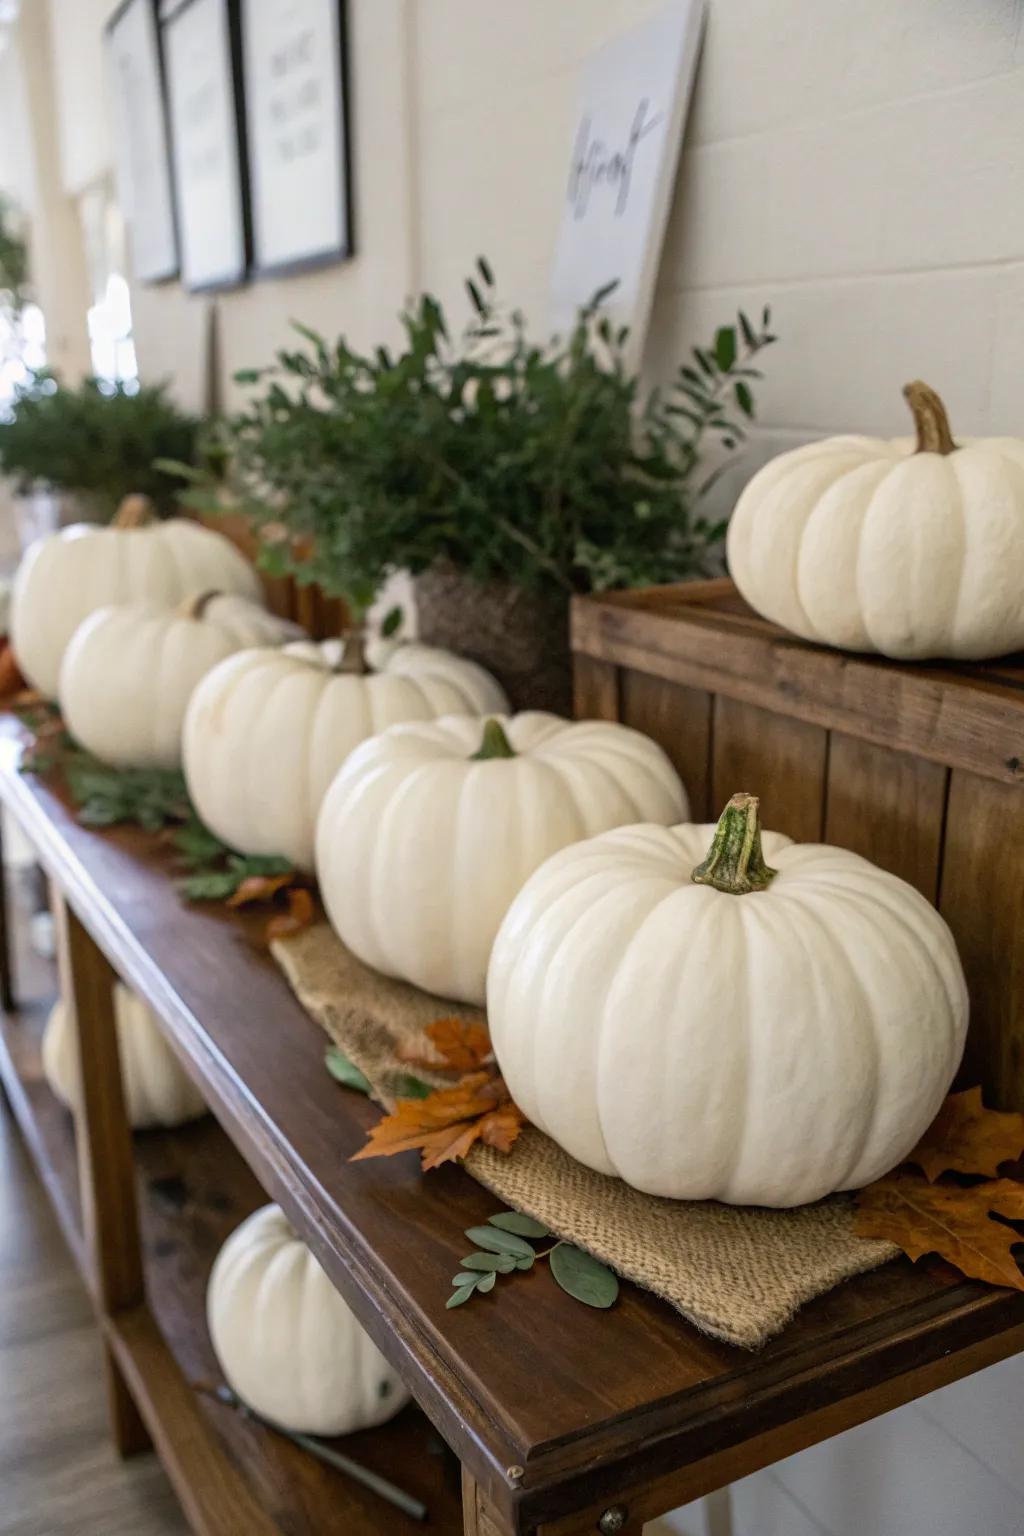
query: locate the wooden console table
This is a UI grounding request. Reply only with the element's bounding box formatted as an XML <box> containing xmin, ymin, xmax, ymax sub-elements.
<box><xmin>1</xmin><ymin>715</ymin><xmax>1023</xmax><ymax>1536</ymax></box>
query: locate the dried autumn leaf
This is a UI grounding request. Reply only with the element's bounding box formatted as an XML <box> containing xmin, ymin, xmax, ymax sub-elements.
<box><xmin>398</xmin><ymin>1016</ymin><xmax>492</xmax><ymax>1074</ymax></box>
<box><xmin>0</xmin><ymin>643</ymin><xmax>26</xmax><ymax>700</ymax></box>
<box><xmin>855</xmin><ymin>1172</ymin><xmax>1024</xmax><ymax>1290</ymax></box>
<box><xmin>265</xmin><ymin>887</ymin><xmax>315</xmax><ymax>940</ymax></box>
<box><xmin>351</xmin><ymin>1069</ymin><xmax>525</xmax><ymax>1171</ymax></box>
<box><xmin>906</xmin><ymin>1086</ymin><xmax>1024</xmax><ymax>1183</ymax></box>
<box><xmin>226</xmin><ymin>872</ymin><xmax>295</xmax><ymax>908</ymax></box>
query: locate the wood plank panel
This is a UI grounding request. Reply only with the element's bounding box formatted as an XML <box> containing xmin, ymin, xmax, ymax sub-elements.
<box><xmin>940</xmin><ymin>769</ymin><xmax>1024</xmax><ymax>1110</ymax></box>
<box><xmin>711</xmin><ymin>696</ymin><xmax>827</xmax><ymax>842</ymax></box>
<box><xmin>571</xmin><ymin>588</ymin><xmax>1024</xmax><ymax>786</ymax></box>
<box><xmin>824</xmin><ymin>733</ymin><xmax>949</xmax><ymax>899</ymax></box>
<box><xmin>572</xmin><ymin>655</ymin><xmax>619</xmax><ymax>722</ymax></box>
<box><xmin>619</xmin><ymin>671</ymin><xmax>713</xmax><ymax>820</ymax></box>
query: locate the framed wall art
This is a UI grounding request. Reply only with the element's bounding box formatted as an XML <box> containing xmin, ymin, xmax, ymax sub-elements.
<box><xmin>241</xmin><ymin>0</ymin><xmax>352</xmax><ymax>275</ymax></box>
<box><xmin>161</xmin><ymin>0</ymin><xmax>250</xmax><ymax>292</ymax></box>
<box><xmin>105</xmin><ymin>0</ymin><xmax>179</xmax><ymax>283</ymax></box>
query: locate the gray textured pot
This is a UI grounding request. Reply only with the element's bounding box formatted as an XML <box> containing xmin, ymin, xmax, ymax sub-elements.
<box><xmin>413</xmin><ymin>565</ymin><xmax>572</xmax><ymax>715</ymax></box>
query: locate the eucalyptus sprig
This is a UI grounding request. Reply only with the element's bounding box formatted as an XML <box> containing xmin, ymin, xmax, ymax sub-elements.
<box><xmin>206</xmin><ymin>261</ymin><xmax>775</xmax><ymax>610</ymax></box>
<box><xmin>448</xmin><ymin>1210</ymin><xmax>619</xmax><ymax>1310</ymax></box>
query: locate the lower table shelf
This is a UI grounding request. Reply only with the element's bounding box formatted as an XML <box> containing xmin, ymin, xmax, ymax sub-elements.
<box><xmin>0</xmin><ymin>966</ymin><xmax>464</xmax><ymax>1534</ymax></box>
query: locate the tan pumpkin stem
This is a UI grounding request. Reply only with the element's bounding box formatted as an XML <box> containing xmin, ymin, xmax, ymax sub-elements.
<box><xmin>113</xmin><ymin>493</ymin><xmax>154</xmax><ymax>528</ymax></box>
<box><xmin>903</xmin><ymin>381</ymin><xmax>957</xmax><ymax>456</ymax></box>
<box><xmin>178</xmin><ymin>590</ymin><xmax>221</xmax><ymax>621</ymax></box>
<box><xmin>692</xmin><ymin>791</ymin><xmax>777</xmax><ymax>895</ymax></box>
<box><xmin>471</xmin><ymin>718</ymin><xmax>516</xmax><ymax>760</ymax></box>
<box><xmin>335</xmin><ymin>631</ymin><xmax>368</xmax><ymax>675</ymax></box>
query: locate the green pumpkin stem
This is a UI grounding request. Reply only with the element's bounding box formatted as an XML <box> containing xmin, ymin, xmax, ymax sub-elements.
<box><xmin>692</xmin><ymin>792</ymin><xmax>777</xmax><ymax>895</ymax></box>
<box><xmin>471</xmin><ymin>718</ymin><xmax>516</xmax><ymax>761</ymax></box>
<box><xmin>904</xmin><ymin>380</ymin><xmax>956</xmax><ymax>456</ymax></box>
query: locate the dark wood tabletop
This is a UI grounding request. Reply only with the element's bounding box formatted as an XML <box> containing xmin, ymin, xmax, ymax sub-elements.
<box><xmin>2</xmin><ymin>716</ymin><xmax>1023</xmax><ymax>1534</ymax></box>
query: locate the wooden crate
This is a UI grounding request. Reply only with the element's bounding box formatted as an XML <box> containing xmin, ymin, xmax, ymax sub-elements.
<box><xmin>572</xmin><ymin>578</ymin><xmax>1024</xmax><ymax>1113</ymax></box>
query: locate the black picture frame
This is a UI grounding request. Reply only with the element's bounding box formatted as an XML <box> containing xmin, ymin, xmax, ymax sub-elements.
<box><xmin>104</xmin><ymin>0</ymin><xmax>180</xmax><ymax>285</ymax></box>
<box><xmin>160</xmin><ymin>0</ymin><xmax>253</xmax><ymax>294</ymax></box>
<box><xmin>240</xmin><ymin>0</ymin><xmax>353</xmax><ymax>280</ymax></box>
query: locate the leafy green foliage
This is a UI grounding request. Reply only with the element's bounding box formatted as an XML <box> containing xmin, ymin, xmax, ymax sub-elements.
<box><xmin>62</xmin><ymin>754</ymin><xmax>192</xmax><ymax>831</ymax></box>
<box><xmin>325</xmin><ymin>1046</ymin><xmax>372</xmax><ymax>1095</ymax></box>
<box><xmin>446</xmin><ymin>1210</ymin><xmax>619</xmax><ymax>1311</ymax></box>
<box><xmin>217</xmin><ymin>261</ymin><xmax>776</xmax><ymax>611</ymax></box>
<box><xmin>0</xmin><ymin>195</ymin><xmax>28</xmax><ymax>310</ymax></box>
<box><xmin>0</xmin><ymin>372</ymin><xmax>200</xmax><ymax>518</ymax></box>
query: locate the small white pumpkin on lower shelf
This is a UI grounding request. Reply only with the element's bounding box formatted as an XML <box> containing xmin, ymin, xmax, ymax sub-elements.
<box><xmin>42</xmin><ymin>984</ymin><xmax>207</xmax><ymax>1130</ymax></box>
<box><xmin>206</xmin><ymin>1204</ymin><xmax>409</xmax><ymax>1437</ymax></box>
<box><xmin>487</xmin><ymin>793</ymin><xmax>969</xmax><ymax>1208</ymax></box>
<box><xmin>59</xmin><ymin>591</ymin><xmax>303</xmax><ymax>769</ymax></box>
<box><xmin>316</xmin><ymin>711</ymin><xmax>688</xmax><ymax>1005</ymax></box>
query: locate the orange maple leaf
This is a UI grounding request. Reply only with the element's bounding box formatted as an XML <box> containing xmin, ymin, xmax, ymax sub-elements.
<box><xmin>226</xmin><ymin>872</ymin><xmax>296</xmax><ymax>908</ymax></box>
<box><xmin>906</xmin><ymin>1087</ymin><xmax>1024</xmax><ymax>1183</ymax></box>
<box><xmin>855</xmin><ymin>1172</ymin><xmax>1024</xmax><ymax>1290</ymax></box>
<box><xmin>351</xmin><ymin>1068</ymin><xmax>525</xmax><ymax>1171</ymax></box>
<box><xmin>398</xmin><ymin>1016</ymin><xmax>492</xmax><ymax>1075</ymax></box>
<box><xmin>265</xmin><ymin>887</ymin><xmax>315</xmax><ymax>940</ymax></box>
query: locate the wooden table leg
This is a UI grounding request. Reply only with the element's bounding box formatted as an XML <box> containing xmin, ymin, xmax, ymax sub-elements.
<box><xmin>462</xmin><ymin>1468</ymin><xmax>515</xmax><ymax>1535</ymax></box>
<box><xmin>59</xmin><ymin>895</ymin><xmax>151</xmax><ymax>1457</ymax></box>
<box><xmin>0</xmin><ymin>811</ymin><xmax>16</xmax><ymax>1012</ymax></box>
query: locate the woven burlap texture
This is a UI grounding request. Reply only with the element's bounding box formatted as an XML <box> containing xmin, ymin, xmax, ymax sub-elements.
<box><xmin>273</xmin><ymin>923</ymin><xmax>897</xmax><ymax>1349</ymax></box>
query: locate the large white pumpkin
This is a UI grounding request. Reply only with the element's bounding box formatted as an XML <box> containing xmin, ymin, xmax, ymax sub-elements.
<box><xmin>183</xmin><ymin>636</ymin><xmax>508</xmax><ymax>871</ymax></box>
<box><xmin>42</xmin><ymin>984</ymin><xmax>206</xmax><ymax>1130</ymax></box>
<box><xmin>488</xmin><ymin>793</ymin><xmax>968</xmax><ymax>1208</ymax></box>
<box><xmin>11</xmin><ymin>496</ymin><xmax>261</xmax><ymax>696</ymax></box>
<box><xmin>727</xmin><ymin>381</ymin><xmax>1024</xmax><ymax>660</ymax></box>
<box><xmin>59</xmin><ymin>593</ymin><xmax>302</xmax><ymax>769</ymax></box>
<box><xmin>316</xmin><ymin>712</ymin><xmax>688</xmax><ymax>1005</ymax></box>
<box><xmin>207</xmin><ymin>1204</ymin><xmax>409</xmax><ymax>1436</ymax></box>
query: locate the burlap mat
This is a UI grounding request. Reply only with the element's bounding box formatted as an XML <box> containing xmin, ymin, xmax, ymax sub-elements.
<box><xmin>273</xmin><ymin>923</ymin><xmax>897</xmax><ymax>1349</ymax></box>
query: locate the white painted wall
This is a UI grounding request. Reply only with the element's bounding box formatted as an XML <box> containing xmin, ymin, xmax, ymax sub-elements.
<box><xmin>7</xmin><ymin>4</ymin><xmax>1024</xmax><ymax>1532</ymax></box>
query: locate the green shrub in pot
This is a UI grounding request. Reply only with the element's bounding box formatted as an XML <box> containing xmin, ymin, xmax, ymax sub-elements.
<box><xmin>0</xmin><ymin>371</ymin><xmax>200</xmax><ymax>522</ymax></box>
<box><xmin>216</xmin><ymin>263</ymin><xmax>776</xmax><ymax>710</ymax></box>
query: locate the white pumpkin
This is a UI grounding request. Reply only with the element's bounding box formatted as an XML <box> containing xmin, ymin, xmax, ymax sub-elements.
<box><xmin>59</xmin><ymin>592</ymin><xmax>303</xmax><ymax>769</ymax></box>
<box><xmin>316</xmin><ymin>712</ymin><xmax>688</xmax><ymax>1005</ymax></box>
<box><xmin>10</xmin><ymin>496</ymin><xmax>261</xmax><ymax>697</ymax></box>
<box><xmin>42</xmin><ymin>984</ymin><xmax>206</xmax><ymax>1130</ymax></box>
<box><xmin>206</xmin><ymin>1204</ymin><xmax>409</xmax><ymax>1436</ymax></box>
<box><xmin>183</xmin><ymin>635</ymin><xmax>508</xmax><ymax>871</ymax></box>
<box><xmin>488</xmin><ymin>793</ymin><xmax>968</xmax><ymax>1208</ymax></box>
<box><xmin>727</xmin><ymin>381</ymin><xmax>1024</xmax><ymax>660</ymax></box>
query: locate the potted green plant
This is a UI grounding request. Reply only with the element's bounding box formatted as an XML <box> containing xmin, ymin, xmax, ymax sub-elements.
<box><xmin>0</xmin><ymin>371</ymin><xmax>201</xmax><ymax>526</ymax></box>
<box><xmin>214</xmin><ymin>263</ymin><xmax>775</xmax><ymax>709</ymax></box>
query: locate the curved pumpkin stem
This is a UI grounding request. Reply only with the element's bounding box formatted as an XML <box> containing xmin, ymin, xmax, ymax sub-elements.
<box><xmin>471</xmin><ymin>718</ymin><xmax>516</xmax><ymax>760</ymax></box>
<box><xmin>178</xmin><ymin>589</ymin><xmax>221</xmax><ymax>621</ymax></box>
<box><xmin>335</xmin><ymin>630</ymin><xmax>368</xmax><ymax>675</ymax></box>
<box><xmin>113</xmin><ymin>493</ymin><xmax>154</xmax><ymax>528</ymax></box>
<box><xmin>903</xmin><ymin>381</ymin><xmax>957</xmax><ymax>456</ymax></box>
<box><xmin>692</xmin><ymin>792</ymin><xmax>777</xmax><ymax>895</ymax></box>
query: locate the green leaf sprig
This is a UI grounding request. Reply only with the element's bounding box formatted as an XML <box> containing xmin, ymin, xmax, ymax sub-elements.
<box><xmin>195</xmin><ymin>261</ymin><xmax>776</xmax><ymax>611</ymax></box>
<box><xmin>324</xmin><ymin>1044</ymin><xmax>432</xmax><ymax>1101</ymax></box>
<box><xmin>448</xmin><ymin>1210</ymin><xmax>619</xmax><ymax>1311</ymax></box>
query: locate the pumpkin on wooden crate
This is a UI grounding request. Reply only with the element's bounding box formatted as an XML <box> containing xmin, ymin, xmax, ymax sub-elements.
<box><xmin>183</xmin><ymin>634</ymin><xmax>508</xmax><ymax>871</ymax></box>
<box><xmin>488</xmin><ymin>793</ymin><xmax>968</xmax><ymax>1208</ymax></box>
<box><xmin>59</xmin><ymin>592</ymin><xmax>302</xmax><ymax>769</ymax></box>
<box><xmin>10</xmin><ymin>495</ymin><xmax>262</xmax><ymax>697</ymax></box>
<box><xmin>206</xmin><ymin>1204</ymin><xmax>409</xmax><ymax>1436</ymax></box>
<box><xmin>42</xmin><ymin>983</ymin><xmax>206</xmax><ymax>1130</ymax></box>
<box><xmin>316</xmin><ymin>712</ymin><xmax>688</xmax><ymax>1005</ymax></box>
<box><xmin>727</xmin><ymin>381</ymin><xmax>1024</xmax><ymax>660</ymax></box>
